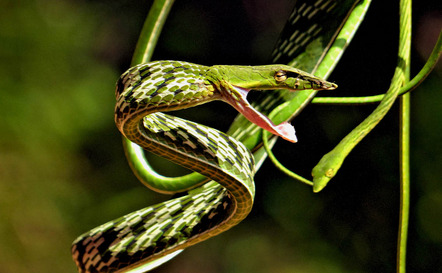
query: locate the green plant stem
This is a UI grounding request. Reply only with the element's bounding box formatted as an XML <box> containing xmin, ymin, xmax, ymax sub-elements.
<box><xmin>262</xmin><ymin>133</ymin><xmax>313</xmax><ymax>186</ymax></box>
<box><xmin>131</xmin><ymin>0</ymin><xmax>175</xmax><ymax>65</ymax></box>
<box><xmin>398</xmin><ymin>92</ymin><xmax>410</xmax><ymax>273</ymax></box>
<box><xmin>312</xmin><ymin>30</ymin><xmax>441</xmax><ymax>105</ymax></box>
<box><xmin>396</xmin><ymin>0</ymin><xmax>412</xmax><ymax>271</ymax></box>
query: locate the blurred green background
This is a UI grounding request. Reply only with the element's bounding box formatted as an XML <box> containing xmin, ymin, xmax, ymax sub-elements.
<box><xmin>0</xmin><ymin>0</ymin><xmax>440</xmax><ymax>272</ymax></box>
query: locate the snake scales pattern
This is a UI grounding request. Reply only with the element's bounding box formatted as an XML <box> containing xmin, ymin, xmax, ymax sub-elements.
<box><xmin>72</xmin><ymin>61</ymin><xmax>256</xmax><ymax>273</ymax></box>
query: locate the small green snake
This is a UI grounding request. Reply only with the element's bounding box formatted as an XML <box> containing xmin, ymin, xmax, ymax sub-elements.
<box><xmin>71</xmin><ymin>60</ymin><xmax>336</xmax><ymax>272</ymax></box>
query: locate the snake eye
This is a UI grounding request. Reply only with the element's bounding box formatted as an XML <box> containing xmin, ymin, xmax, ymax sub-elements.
<box><xmin>274</xmin><ymin>70</ymin><xmax>287</xmax><ymax>82</ymax></box>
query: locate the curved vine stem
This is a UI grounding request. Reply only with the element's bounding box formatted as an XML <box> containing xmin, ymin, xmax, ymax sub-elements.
<box><xmin>312</xmin><ymin>29</ymin><xmax>441</xmax><ymax>105</ymax></box>
<box><xmin>262</xmin><ymin>133</ymin><xmax>313</xmax><ymax>186</ymax></box>
<box><xmin>131</xmin><ymin>0</ymin><xmax>175</xmax><ymax>65</ymax></box>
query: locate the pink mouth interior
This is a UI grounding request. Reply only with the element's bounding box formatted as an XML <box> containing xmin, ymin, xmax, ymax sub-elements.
<box><xmin>225</xmin><ymin>86</ymin><xmax>298</xmax><ymax>143</ymax></box>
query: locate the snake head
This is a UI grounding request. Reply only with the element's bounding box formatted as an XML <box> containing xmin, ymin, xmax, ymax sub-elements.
<box><xmin>271</xmin><ymin>65</ymin><xmax>338</xmax><ymax>91</ymax></box>
<box><xmin>212</xmin><ymin>64</ymin><xmax>336</xmax><ymax>143</ymax></box>
<box><xmin>311</xmin><ymin>151</ymin><xmax>344</xmax><ymax>192</ymax></box>
<box><xmin>218</xmin><ymin>64</ymin><xmax>337</xmax><ymax>91</ymax></box>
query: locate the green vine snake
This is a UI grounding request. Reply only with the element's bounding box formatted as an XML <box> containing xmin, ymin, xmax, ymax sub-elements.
<box><xmin>71</xmin><ymin>61</ymin><xmax>336</xmax><ymax>272</ymax></box>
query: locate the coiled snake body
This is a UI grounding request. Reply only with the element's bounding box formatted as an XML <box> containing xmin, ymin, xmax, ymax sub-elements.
<box><xmin>71</xmin><ymin>60</ymin><xmax>336</xmax><ymax>272</ymax></box>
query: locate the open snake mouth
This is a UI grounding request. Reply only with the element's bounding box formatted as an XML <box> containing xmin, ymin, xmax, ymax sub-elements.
<box><xmin>224</xmin><ymin>86</ymin><xmax>298</xmax><ymax>143</ymax></box>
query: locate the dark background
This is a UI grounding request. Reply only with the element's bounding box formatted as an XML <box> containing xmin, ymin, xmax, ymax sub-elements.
<box><xmin>0</xmin><ymin>0</ymin><xmax>440</xmax><ymax>272</ymax></box>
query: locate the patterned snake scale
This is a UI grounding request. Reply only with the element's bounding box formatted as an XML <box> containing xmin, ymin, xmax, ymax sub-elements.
<box><xmin>71</xmin><ymin>60</ymin><xmax>336</xmax><ymax>272</ymax></box>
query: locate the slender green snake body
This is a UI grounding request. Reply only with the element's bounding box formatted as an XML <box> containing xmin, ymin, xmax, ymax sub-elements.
<box><xmin>71</xmin><ymin>60</ymin><xmax>336</xmax><ymax>272</ymax></box>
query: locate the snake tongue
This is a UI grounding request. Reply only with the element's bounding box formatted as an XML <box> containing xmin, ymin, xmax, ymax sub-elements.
<box><xmin>226</xmin><ymin>86</ymin><xmax>298</xmax><ymax>143</ymax></box>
